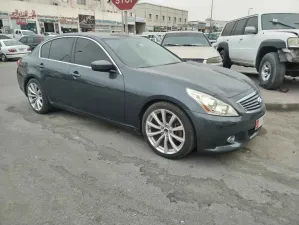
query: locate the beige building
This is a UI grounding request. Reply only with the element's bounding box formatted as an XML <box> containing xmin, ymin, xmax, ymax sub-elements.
<box><xmin>130</xmin><ymin>2</ymin><xmax>188</xmax><ymax>32</ymax></box>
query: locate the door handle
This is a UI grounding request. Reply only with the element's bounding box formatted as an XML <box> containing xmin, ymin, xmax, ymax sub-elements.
<box><xmin>38</xmin><ymin>63</ymin><xmax>45</xmax><ymax>68</ymax></box>
<box><xmin>240</xmin><ymin>38</ymin><xmax>243</xmax><ymax>41</ymax></box>
<box><xmin>70</xmin><ymin>71</ymin><xmax>81</xmax><ymax>78</ymax></box>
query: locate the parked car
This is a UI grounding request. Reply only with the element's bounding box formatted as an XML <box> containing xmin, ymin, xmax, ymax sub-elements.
<box><xmin>0</xmin><ymin>39</ymin><xmax>30</xmax><ymax>61</ymax></box>
<box><xmin>205</xmin><ymin>32</ymin><xmax>221</xmax><ymax>44</ymax></box>
<box><xmin>13</xmin><ymin>29</ymin><xmax>36</xmax><ymax>40</ymax></box>
<box><xmin>140</xmin><ymin>33</ymin><xmax>162</xmax><ymax>43</ymax></box>
<box><xmin>17</xmin><ymin>33</ymin><xmax>265</xmax><ymax>159</ymax></box>
<box><xmin>216</xmin><ymin>13</ymin><xmax>299</xmax><ymax>89</ymax></box>
<box><xmin>44</xmin><ymin>32</ymin><xmax>57</xmax><ymax>36</ymax></box>
<box><xmin>0</xmin><ymin>34</ymin><xmax>13</xmax><ymax>39</ymax></box>
<box><xmin>19</xmin><ymin>35</ymin><xmax>51</xmax><ymax>50</ymax></box>
<box><xmin>161</xmin><ymin>31</ymin><xmax>223</xmax><ymax>66</ymax></box>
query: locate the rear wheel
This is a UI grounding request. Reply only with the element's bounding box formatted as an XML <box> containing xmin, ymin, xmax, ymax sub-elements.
<box><xmin>26</xmin><ymin>79</ymin><xmax>51</xmax><ymax>114</ymax></box>
<box><xmin>142</xmin><ymin>102</ymin><xmax>196</xmax><ymax>159</ymax></box>
<box><xmin>219</xmin><ymin>49</ymin><xmax>232</xmax><ymax>69</ymax></box>
<box><xmin>259</xmin><ymin>52</ymin><xmax>285</xmax><ymax>90</ymax></box>
<box><xmin>1</xmin><ymin>54</ymin><xmax>7</xmax><ymax>62</ymax></box>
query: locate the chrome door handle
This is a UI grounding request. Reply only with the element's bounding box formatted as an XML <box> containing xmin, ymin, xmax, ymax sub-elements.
<box><xmin>70</xmin><ymin>71</ymin><xmax>81</xmax><ymax>78</ymax></box>
<box><xmin>38</xmin><ymin>63</ymin><xmax>45</xmax><ymax>68</ymax></box>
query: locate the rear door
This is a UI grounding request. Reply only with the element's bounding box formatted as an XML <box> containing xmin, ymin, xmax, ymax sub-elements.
<box><xmin>39</xmin><ymin>37</ymin><xmax>75</xmax><ymax>106</ymax></box>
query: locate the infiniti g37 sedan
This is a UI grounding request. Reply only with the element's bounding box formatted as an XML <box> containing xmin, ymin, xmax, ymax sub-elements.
<box><xmin>17</xmin><ymin>33</ymin><xmax>266</xmax><ymax>159</ymax></box>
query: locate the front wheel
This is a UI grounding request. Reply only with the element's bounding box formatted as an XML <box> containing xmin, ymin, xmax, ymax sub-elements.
<box><xmin>142</xmin><ymin>102</ymin><xmax>196</xmax><ymax>159</ymax></box>
<box><xmin>259</xmin><ymin>52</ymin><xmax>285</xmax><ymax>90</ymax></box>
<box><xmin>1</xmin><ymin>54</ymin><xmax>7</xmax><ymax>62</ymax></box>
<box><xmin>219</xmin><ymin>49</ymin><xmax>232</xmax><ymax>69</ymax></box>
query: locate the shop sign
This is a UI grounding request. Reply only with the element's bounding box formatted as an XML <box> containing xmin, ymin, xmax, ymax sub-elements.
<box><xmin>60</xmin><ymin>17</ymin><xmax>78</xmax><ymax>24</ymax></box>
<box><xmin>10</xmin><ymin>10</ymin><xmax>36</xmax><ymax>19</ymax></box>
<box><xmin>95</xmin><ymin>19</ymin><xmax>122</xmax><ymax>25</ymax></box>
<box><xmin>38</xmin><ymin>18</ymin><xmax>59</xmax><ymax>23</ymax></box>
<box><xmin>79</xmin><ymin>14</ymin><xmax>95</xmax><ymax>26</ymax></box>
<box><xmin>135</xmin><ymin>17</ymin><xmax>145</xmax><ymax>23</ymax></box>
<box><xmin>0</xmin><ymin>11</ymin><xmax>9</xmax><ymax>19</ymax></box>
<box><xmin>16</xmin><ymin>19</ymin><xmax>28</xmax><ymax>25</ymax></box>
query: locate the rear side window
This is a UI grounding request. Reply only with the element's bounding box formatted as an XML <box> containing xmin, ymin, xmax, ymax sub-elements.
<box><xmin>40</xmin><ymin>41</ymin><xmax>51</xmax><ymax>58</ymax></box>
<box><xmin>221</xmin><ymin>21</ymin><xmax>236</xmax><ymax>36</ymax></box>
<box><xmin>19</xmin><ymin>37</ymin><xmax>27</xmax><ymax>44</ymax></box>
<box><xmin>232</xmin><ymin>18</ymin><xmax>248</xmax><ymax>35</ymax></box>
<box><xmin>48</xmin><ymin>37</ymin><xmax>74</xmax><ymax>62</ymax></box>
<box><xmin>33</xmin><ymin>36</ymin><xmax>43</xmax><ymax>44</ymax></box>
<box><xmin>73</xmin><ymin>38</ymin><xmax>110</xmax><ymax>67</ymax></box>
<box><xmin>246</xmin><ymin>16</ymin><xmax>258</xmax><ymax>31</ymax></box>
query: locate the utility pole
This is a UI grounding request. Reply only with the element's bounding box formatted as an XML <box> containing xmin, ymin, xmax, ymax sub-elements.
<box><xmin>210</xmin><ymin>0</ymin><xmax>214</xmax><ymax>33</ymax></box>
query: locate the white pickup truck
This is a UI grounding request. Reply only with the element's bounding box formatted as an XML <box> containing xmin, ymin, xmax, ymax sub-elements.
<box><xmin>215</xmin><ymin>13</ymin><xmax>299</xmax><ymax>89</ymax></box>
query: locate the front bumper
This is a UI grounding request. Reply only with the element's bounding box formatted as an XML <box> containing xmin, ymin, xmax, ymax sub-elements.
<box><xmin>187</xmin><ymin>107</ymin><xmax>266</xmax><ymax>153</ymax></box>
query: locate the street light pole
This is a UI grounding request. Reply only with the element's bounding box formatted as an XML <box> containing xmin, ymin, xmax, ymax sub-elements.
<box><xmin>248</xmin><ymin>8</ymin><xmax>253</xmax><ymax>15</ymax></box>
<box><xmin>210</xmin><ymin>0</ymin><xmax>214</xmax><ymax>33</ymax></box>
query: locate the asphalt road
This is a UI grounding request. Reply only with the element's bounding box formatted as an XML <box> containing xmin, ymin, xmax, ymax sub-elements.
<box><xmin>1</xmin><ymin>62</ymin><xmax>299</xmax><ymax>225</ymax></box>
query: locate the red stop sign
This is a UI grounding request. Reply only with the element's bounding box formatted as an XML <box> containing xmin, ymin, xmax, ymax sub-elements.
<box><xmin>111</xmin><ymin>0</ymin><xmax>138</xmax><ymax>10</ymax></box>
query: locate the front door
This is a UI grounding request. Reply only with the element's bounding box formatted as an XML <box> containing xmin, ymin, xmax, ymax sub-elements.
<box><xmin>67</xmin><ymin>37</ymin><xmax>125</xmax><ymax>123</ymax></box>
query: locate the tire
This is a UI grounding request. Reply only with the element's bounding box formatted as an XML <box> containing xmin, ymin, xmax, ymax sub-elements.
<box><xmin>219</xmin><ymin>49</ymin><xmax>232</xmax><ymax>69</ymax></box>
<box><xmin>142</xmin><ymin>102</ymin><xmax>196</xmax><ymax>159</ymax></box>
<box><xmin>1</xmin><ymin>54</ymin><xmax>7</xmax><ymax>62</ymax></box>
<box><xmin>26</xmin><ymin>78</ymin><xmax>51</xmax><ymax>114</ymax></box>
<box><xmin>258</xmin><ymin>52</ymin><xmax>285</xmax><ymax>90</ymax></box>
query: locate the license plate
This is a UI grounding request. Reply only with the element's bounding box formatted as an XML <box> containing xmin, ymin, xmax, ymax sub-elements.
<box><xmin>255</xmin><ymin>116</ymin><xmax>264</xmax><ymax>130</ymax></box>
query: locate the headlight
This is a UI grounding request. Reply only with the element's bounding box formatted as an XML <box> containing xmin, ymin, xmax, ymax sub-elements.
<box><xmin>206</xmin><ymin>56</ymin><xmax>222</xmax><ymax>64</ymax></box>
<box><xmin>287</xmin><ymin>37</ymin><xmax>299</xmax><ymax>48</ymax></box>
<box><xmin>186</xmin><ymin>88</ymin><xmax>239</xmax><ymax>116</ymax></box>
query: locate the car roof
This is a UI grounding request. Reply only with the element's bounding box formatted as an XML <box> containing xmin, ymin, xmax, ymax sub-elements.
<box><xmin>58</xmin><ymin>32</ymin><xmax>134</xmax><ymax>40</ymax></box>
<box><xmin>164</xmin><ymin>31</ymin><xmax>203</xmax><ymax>34</ymax></box>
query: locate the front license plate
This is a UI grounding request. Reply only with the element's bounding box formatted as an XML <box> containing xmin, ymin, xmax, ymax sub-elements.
<box><xmin>255</xmin><ymin>116</ymin><xmax>264</xmax><ymax>130</ymax></box>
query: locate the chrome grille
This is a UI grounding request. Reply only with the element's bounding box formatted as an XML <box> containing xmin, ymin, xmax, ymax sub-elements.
<box><xmin>237</xmin><ymin>92</ymin><xmax>262</xmax><ymax>112</ymax></box>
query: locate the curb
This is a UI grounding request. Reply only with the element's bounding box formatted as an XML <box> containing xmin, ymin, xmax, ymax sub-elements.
<box><xmin>265</xmin><ymin>103</ymin><xmax>299</xmax><ymax>111</ymax></box>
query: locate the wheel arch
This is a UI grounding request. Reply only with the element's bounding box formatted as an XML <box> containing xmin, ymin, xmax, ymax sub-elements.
<box><xmin>23</xmin><ymin>75</ymin><xmax>39</xmax><ymax>96</ymax></box>
<box><xmin>255</xmin><ymin>39</ymin><xmax>286</xmax><ymax>71</ymax></box>
<box><xmin>217</xmin><ymin>42</ymin><xmax>229</xmax><ymax>54</ymax></box>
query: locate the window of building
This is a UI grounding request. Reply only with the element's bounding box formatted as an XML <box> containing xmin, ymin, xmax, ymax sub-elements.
<box><xmin>48</xmin><ymin>38</ymin><xmax>74</xmax><ymax>62</ymax></box>
<box><xmin>174</xmin><ymin>17</ymin><xmax>176</xmax><ymax>23</ymax></box>
<box><xmin>130</xmin><ymin>12</ymin><xmax>133</xmax><ymax>17</ymax></box>
<box><xmin>77</xmin><ymin>0</ymin><xmax>86</xmax><ymax>5</ymax></box>
<box><xmin>156</xmin><ymin>15</ymin><xmax>158</xmax><ymax>20</ymax></box>
<box><xmin>149</xmin><ymin>14</ymin><xmax>152</xmax><ymax>20</ymax></box>
<box><xmin>184</xmin><ymin>19</ymin><xmax>187</xmax><ymax>23</ymax></box>
<box><xmin>179</xmin><ymin>18</ymin><xmax>182</xmax><ymax>23</ymax></box>
<box><xmin>74</xmin><ymin>38</ymin><xmax>110</xmax><ymax>67</ymax></box>
<box><xmin>162</xmin><ymin>16</ymin><xmax>165</xmax><ymax>21</ymax></box>
<box><xmin>169</xmin><ymin>17</ymin><xmax>171</xmax><ymax>22</ymax></box>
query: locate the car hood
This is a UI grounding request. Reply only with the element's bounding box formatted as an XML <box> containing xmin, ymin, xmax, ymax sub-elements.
<box><xmin>165</xmin><ymin>46</ymin><xmax>220</xmax><ymax>59</ymax></box>
<box><xmin>138</xmin><ymin>62</ymin><xmax>256</xmax><ymax>98</ymax></box>
<box><xmin>263</xmin><ymin>29</ymin><xmax>299</xmax><ymax>36</ymax></box>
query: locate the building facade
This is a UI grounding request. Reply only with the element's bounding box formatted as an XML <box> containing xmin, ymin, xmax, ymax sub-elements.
<box><xmin>205</xmin><ymin>18</ymin><xmax>228</xmax><ymax>32</ymax></box>
<box><xmin>130</xmin><ymin>3</ymin><xmax>188</xmax><ymax>32</ymax></box>
<box><xmin>0</xmin><ymin>0</ymin><xmax>123</xmax><ymax>35</ymax></box>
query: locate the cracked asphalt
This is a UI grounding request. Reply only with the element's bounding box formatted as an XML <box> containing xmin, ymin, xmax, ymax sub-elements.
<box><xmin>0</xmin><ymin>62</ymin><xmax>299</xmax><ymax>225</ymax></box>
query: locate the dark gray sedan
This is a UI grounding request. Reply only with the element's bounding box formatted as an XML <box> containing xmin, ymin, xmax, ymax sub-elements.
<box><xmin>17</xmin><ymin>33</ymin><xmax>266</xmax><ymax>159</ymax></box>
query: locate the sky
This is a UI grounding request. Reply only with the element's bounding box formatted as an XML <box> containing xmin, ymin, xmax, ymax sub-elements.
<box><xmin>140</xmin><ymin>0</ymin><xmax>299</xmax><ymax>21</ymax></box>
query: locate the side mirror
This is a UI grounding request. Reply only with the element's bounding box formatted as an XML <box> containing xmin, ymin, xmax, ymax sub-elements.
<box><xmin>244</xmin><ymin>26</ymin><xmax>257</xmax><ymax>34</ymax></box>
<box><xmin>91</xmin><ymin>60</ymin><xmax>115</xmax><ymax>72</ymax></box>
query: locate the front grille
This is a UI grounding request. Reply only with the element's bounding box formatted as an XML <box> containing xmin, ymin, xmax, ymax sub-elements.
<box><xmin>237</xmin><ymin>92</ymin><xmax>262</xmax><ymax>112</ymax></box>
<box><xmin>184</xmin><ymin>58</ymin><xmax>204</xmax><ymax>63</ymax></box>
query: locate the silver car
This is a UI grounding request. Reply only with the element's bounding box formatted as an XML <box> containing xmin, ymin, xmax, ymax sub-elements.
<box><xmin>0</xmin><ymin>39</ymin><xmax>31</xmax><ymax>62</ymax></box>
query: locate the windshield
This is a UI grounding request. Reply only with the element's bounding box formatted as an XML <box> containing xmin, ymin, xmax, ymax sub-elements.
<box><xmin>22</xmin><ymin>31</ymin><xmax>35</xmax><ymax>35</ymax></box>
<box><xmin>162</xmin><ymin>32</ymin><xmax>211</xmax><ymax>46</ymax></box>
<box><xmin>104</xmin><ymin>37</ymin><xmax>181</xmax><ymax>68</ymax></box>
<box><xmin>3</xmin><ymin>40</ymin><xmax>23</xmax><ymax>46</ymax></box>
<box><xmin>208</xmin><ymin>32</ymin><xmax>220</xmax><ymax>40</ymax></box>
<box><xmin>262</xmin><ymin>13</ymin><xmax>299</xmax><ymax>30</ymax></box>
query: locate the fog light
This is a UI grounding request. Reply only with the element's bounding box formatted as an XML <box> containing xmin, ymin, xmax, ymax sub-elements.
<box><xmin>227</xmin><ymin>135</ymin><xmax>235</xmax><ymax>144</ymax></box>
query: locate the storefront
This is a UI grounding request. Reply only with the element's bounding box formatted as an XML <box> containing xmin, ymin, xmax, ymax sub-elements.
<box><xmin>60</xmin><ymin>17</ymin><xmax>79</xmax><ymax>33</ymax></box>
<box><xmin>9</xmin><ymin>10</ymin><xmax>38</xmax><ymax>34</ymax></box>
<box><xmin>95</xmin><ymin>19</ymin><xmax>122</xmax><ymax>33</ymax></box>
<box><xmin>37</xmin><ymin>16</ymin><xmax>59</xmax><ymax>34</ymax></box>
<box><xmin>79</xmin><ymin>14</ymin><xmax>95</xmax><ymax>32</ymax></box>
<box><xmin>0</xmin><ymin>11</ymin><xmax>10</xmax><ymax>33</ymax></box>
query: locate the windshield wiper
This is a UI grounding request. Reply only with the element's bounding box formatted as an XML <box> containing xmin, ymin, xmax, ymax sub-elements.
<box><xmin>269</xmin><ymin>20</ymin><xmax>296</xmax><ymax>29</ymax></box>
<box><xmin>180</xmin><ymin>44</ymin><xmax>203</xmax><ymax>46</ymax></box>
<box><xmin>163</xmin><ymin>44</ymin><xmax>179</xmax><ymax>46</ymax></box>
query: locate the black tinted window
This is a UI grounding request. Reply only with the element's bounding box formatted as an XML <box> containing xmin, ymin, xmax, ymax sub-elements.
<box><xmin>0</xmin><ymin>35</ymin><xmax>12</xmax><ymax>39</ymax></box>
<box><xmin>19</xmin><ymin>37</ymin><xmax>27</xmax><ymax>44</ymax></box>
<box><xmin>233</xmin><ymin>19</ymin><xmax>248</xmax><ymax>35</ymax></box>
<box><xmin>246</xmin><ymin>16</ymin><xmax>258</xmax><ymax>31</ymax></box>
<box><xmin>221</xmin><ymin>21</ymin><xmax>236</xmax><ymax>36</ymax></box>
<box><xmin>49</xmin><ymin>38</ymin><xmax>74</xmax><ymax>62</ymax></box>
<box><xmin>41</xmin><ymin>41</ymin><xmax>51</xmax><ymax>58</ymax></box>
<box><xmin>74</xmin><ymin>38</ymin><xmax>110</xmax><ymax>67</ymax></box>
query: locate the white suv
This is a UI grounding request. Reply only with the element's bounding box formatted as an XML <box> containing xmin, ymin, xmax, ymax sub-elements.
<box><xmin>216</xmin><ymin>13</ymin><xmax>299</xmax><ymax>89</ymax></box>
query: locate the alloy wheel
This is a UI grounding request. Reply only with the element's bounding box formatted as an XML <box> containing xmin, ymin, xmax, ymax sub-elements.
<box><xmin>261</xmin><ymin>61</ymin><xmax>271</xmax><ymax>81</ymax></box>
<box><xmin>145</xmin><ymin>109</ymin><xmax>185</xmax><ymax>155</ymax></box>
<box><xmin>27</xmin><ymin>82</ymin><xmax>43</xmax><ymax>111</ymax></box>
